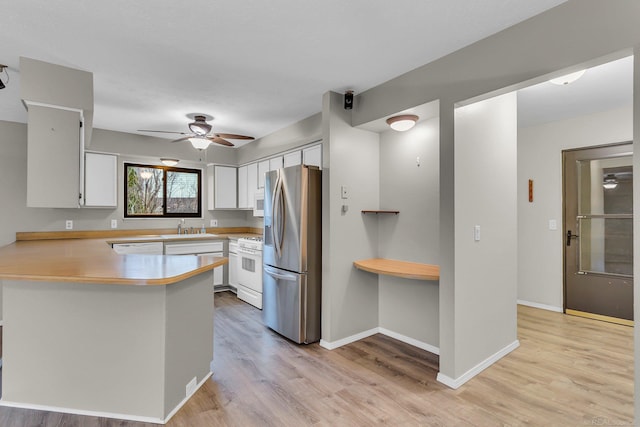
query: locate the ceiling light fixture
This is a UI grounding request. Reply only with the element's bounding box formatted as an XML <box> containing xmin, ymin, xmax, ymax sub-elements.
<box><xmin>188</xmin><ymin>115</ymin><xmax>212</xmax><ymax>136</ymax></box>
<box><xmin>161</xmin><ymin>158</ymin><xmax>179</xmax><ymax>167</ymax></box>
<box><xmin>189</xmin><ymin>137</ymin><xmax>211</xmax><ymax>150</ymax></box>
<box><xmin>386</xmin><ymin>114</ymin><xmax>419</xmax><ymax>132</ymax></box>
<box><xmin>603</xmin><ymin>174</ymin><xmax>618</xmax><ymax>190</ymax></box>
<box><xmin>0</xmin><ymin>64</ymin><xmax>8</xmax><ymax>90</ymax></box>
<box><xmin>549</xmin><ymin>70</ymin><xmax>586</xmax><ymax>85</ymax></box>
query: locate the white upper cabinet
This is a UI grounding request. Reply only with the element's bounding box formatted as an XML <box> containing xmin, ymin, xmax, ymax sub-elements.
<box><xmin>212</xmin><ymin>165</ymin><xmax>237</xmax><ymax>209</ymax></box>
<box><xmin>246</xmin><ymin>162</ymin><xmax>258</xmax><ymax>208</ymax></box>
<box><xmin>27</xmin><ymin>105</ymin><xmax>82</xmax><ymax>208</ymax></box>
<box><xmin>84</xmin><ymin>152</ymin><xmax>117</xmax><ymax>207</ymax></box>
<box><xmin>283</xmin><ymin>151</ymin><xmax>301</xmax><ymax>168</ymax></box>
<box><xmin>237</xmin><ymin>165</ymin><xmax>249</xmax><ymax>209</ymax></box>
<box><xmin>303</xmin><ymin>144</ymin><xmax>322</xmax><ymax>169</ymax></box>
<box><xmin>269</xmin><ymin>156</ymin><xmax>283</xmax><ymax>171</ymax></box>
<box><xmin>258</xmin><ymin>160</ymin><xmax>269</xmax><ymax>188</ymax></box>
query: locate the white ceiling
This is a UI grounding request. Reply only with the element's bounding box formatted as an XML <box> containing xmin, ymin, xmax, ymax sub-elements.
<box><xmin>0</xmin><ymin>1</ymin><xmax>577</xmax><ymax>148</ymax></box>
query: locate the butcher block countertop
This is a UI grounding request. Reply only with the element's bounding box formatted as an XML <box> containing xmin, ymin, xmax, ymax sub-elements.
<box><xmin>353</xmin><ymin>258</ymin><xmax>440</xmax><ymax>281</ymax></box>
<box><xmin>0</xmin><ymin>237</ymin><xmax>227</xmax><ymax>286</ymax></box>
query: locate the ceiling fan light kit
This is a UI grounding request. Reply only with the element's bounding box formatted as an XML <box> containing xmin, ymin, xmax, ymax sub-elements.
<box><xmin>386</xmin><ymin>114</ymin><xmax>419</xmax><ymax>131</ymax></box>
<box><xmin>138</xmin><ymin>114</ymin><xmax>255</xmax><ymax>150</ymax></box>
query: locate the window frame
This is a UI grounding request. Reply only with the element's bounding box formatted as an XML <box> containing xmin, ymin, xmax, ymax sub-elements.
<box><xmin>124</xmin><ymin>162</ymin><xmax>202</xmax><ymax>219</ymax></box>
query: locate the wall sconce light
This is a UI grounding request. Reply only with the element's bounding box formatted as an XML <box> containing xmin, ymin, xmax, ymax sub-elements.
<box><xmin>603</xmin><ymin>174</ymin><xmax>618</xmax><ymax>190</ymax></box>
<box><xmin>386</xmin><ymin>114</ymin><xmax>419</xmax><ymax>132</ymax></box>
<box><xmin>189</xmin><ymin>137</ymin><xmax>211</xmax><ymax>150</ymax></box>
<box><xmin>549</xmin><ymin>70</ymin><xmax>586</xmax><ymax>85</ymax></box>
<box><xmin>160</xmin><ymin>158</ymin><xmax>179</xmax><ymax>167</ymax></box>
<box><xmin>0</xmin><ymin>64</ymin><xmax>8</xmax><ymax>90</ymax></box>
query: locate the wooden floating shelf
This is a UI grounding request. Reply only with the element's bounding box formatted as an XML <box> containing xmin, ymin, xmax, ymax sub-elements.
<box><xmin>361</xmin><ymin>210</ymin><xmax>400</xmax><ymax>215</ymax></box>
<box><xmin>353</xmin><ymin>258</ymin><xmax>439</xmax><ymax>281</ymax></box>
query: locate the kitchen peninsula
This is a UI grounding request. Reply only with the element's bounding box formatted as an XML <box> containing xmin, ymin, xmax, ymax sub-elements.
<box><xmin>0</xmin><ymin>236</ymin><xmax>227</xmax><ymax>424</ymax></box>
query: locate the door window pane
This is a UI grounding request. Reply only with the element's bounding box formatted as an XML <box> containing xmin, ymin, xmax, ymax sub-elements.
<box><xmin>577</xmin><ymin>156</ymin><xmax>632</xmax><ymax>215</ymax></box>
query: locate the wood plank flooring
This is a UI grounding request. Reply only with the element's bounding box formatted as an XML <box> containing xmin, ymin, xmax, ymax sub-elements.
<box><xmin>0</xmin><ymin>292</ymin><xmax>632</xmax><ymax>426</ymax></box>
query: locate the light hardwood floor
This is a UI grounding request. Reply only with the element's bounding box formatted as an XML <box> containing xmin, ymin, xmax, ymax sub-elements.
<box><xmin>0</xmin><ymin>292</ymin><xmax>633</xmax><ymax>426</ymax></box>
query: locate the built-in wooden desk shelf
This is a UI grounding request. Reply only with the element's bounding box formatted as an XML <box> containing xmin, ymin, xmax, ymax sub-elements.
<box><xmin>353</xmin><ymin>258</ymin><xmax>439</xmax><ymax>281</ymax></box>
<box><xmin>361</xmin><ymin>210</ymin><xmax>400</xmax><ymax>215</ymax></box>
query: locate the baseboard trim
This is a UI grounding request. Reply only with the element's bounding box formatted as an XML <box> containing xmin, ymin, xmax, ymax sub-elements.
<box><xmin>436</xmin><ymin>339</ymin><xmax>520</xmax><ymax>389</ymax></box>
<box><xmin>164</xmin><ymin>371</ymin><xmax>212</xmax><ymax>424</ymax></box>
<box><xmin>517</xmin><ymin>299</ymin><xmax>563</xmax><ymax>313</ymax></box>
<box><xmin>320</xmin><ymin>328</ymin><xmax>378</xmax><ymax>350</ymax></box>
<box><xmin>378</xmin><ymin>327</ymin><xmax>440</xmax><ymax>355</ymax></box>
<box><xmin>565</xmin><ymin>309</ymin><xmax>634</xmax><ymax>327</ymax></box>
<box><xmin>0</xmin><ymin>371</ymin><xmax>213</xmax><ymax>425</ymax></box>
<box><xmin>320</xmin><ymin>327</ymin><xmax>439</xmax><ymax>355</ymax></box>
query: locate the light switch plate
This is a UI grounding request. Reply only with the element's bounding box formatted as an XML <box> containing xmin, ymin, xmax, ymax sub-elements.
<box><xmin>548</xmin><ymin>219</ymin><xmax>557</xmax><ymax>230</ymax></box>
<box><xmin>210</xmin><ymin>219</ymin><xmax>218</xmax><ymax>227</ymax></box>
<box><xmin>474</xmin><ymin>225</ymin><xmax>481</xmax><ymax>241</ymax></box>
<box><xmin>111</xmin><ymin>219</ymin><xmax>118</xmax><ymax>229</ymax></box>
<box><xmin>341</xmin><ymin>185</ymin><xmax>349</xmax><ymax>199</ymax></box>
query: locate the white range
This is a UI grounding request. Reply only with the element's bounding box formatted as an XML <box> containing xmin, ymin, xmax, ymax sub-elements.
<box><xmin>236</xmin><ymin>236</ymin><xmax>263</xmax><ymax>309</ymax></box>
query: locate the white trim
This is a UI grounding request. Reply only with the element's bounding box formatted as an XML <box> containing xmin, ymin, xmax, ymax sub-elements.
<box><xmin>436</xmin><ymin>340</ymin><xmax>520</xmax><ymax>389</ymax></box>
<box><xmin>517</xmin><ymin>299</ymin><xmax>563</xmax><ymax>313</ymax></box>
<box><xmin>0</xmin><ymin>400</ymin><xmax>164</xmax><ymax>424</ymax></box>
<box><xmin>163</xmin><ymin>371</ymin><xmax>212</xmax><ymax>424</ymax></box>
<box><xmin>319</xmin><ymin>327</ymin><xmax>378</xmax><ymax>350</ymax></box>
<box><xmin>320</xmin><ymin>327</ymin><xmax>440</xmax><ymax>355</ymax></box>
<box><xmin>378</xmin><ymin>327</ymin><xmax>440</xmax><ymax>355</ymax></box>
<box><xmin>22</xmin><ymin>100</ymin><xmax>84</xmax><ymax>114</ymax></box>
<box><xmin>0</xmin><ymin>371</ymin><xmax>213</xmax><ymax>425</ymax></box>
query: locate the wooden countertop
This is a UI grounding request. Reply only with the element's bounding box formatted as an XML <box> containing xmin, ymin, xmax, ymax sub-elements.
<box><xmin>0</xmin><ymin>238</ymin><xmax>227</xmax><ymax>286</ymax></box>
<box><xmin>353</xmin><ymin>258</ymin><xmax>439</xmax><ymax>281</ymax></box>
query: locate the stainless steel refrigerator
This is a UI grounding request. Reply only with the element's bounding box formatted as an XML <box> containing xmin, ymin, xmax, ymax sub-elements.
<box><xmin>263</xmin><ymin>164</ymin><xmax>322</xmax><ymax>344</ymax></box>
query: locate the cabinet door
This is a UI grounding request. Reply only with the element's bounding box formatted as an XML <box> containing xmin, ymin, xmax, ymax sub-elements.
<box><xmin>303</xmin><ymin>144</ymin><xmax>322</xmax><ymax>169</ymax></box>
<box><xmin>283</xmin><ymin>151</ymin><xmax>301</xmax><ymax>168</ymax></box>
<box><xmin>258</xmin><ymin>160</ymin><xmax>269</xmax><ymax>188</ymax></box>
<box><xmin>246</xmin><ymin>163</ymin><xmax>258</xmax><ymax>208</ymax></box>
<box><xmin>84</xmin><ymin>152</ymin><xmax>117</xmax><ymax>207</ymax></box>
<box><xmin>269</xmin><ymin>156</ymin><xmax>283</xmax><ymax>171</ymax></box>
<box><xmin>27</xmin><ymin>105</ymin><xmax>82</xmax><ymax>208</ymax></box>
<box><xmin>229</xmin><ymin>252</ymin><xmax>238</xmax><ymax>287</ymax></box>
<box><xmin>238</xmin><ymin>165</ymin><xmax>248</xmax><ymax>209</ymax></box>
<box><xmin>214</xmin><ymin>265</ymin><xmax>224</xmax><ymax>286</ymax></box>
<box><xmin>214</xmin><ymin>165</ymin><xmax>237</xmax><ymax>209</ymax></box>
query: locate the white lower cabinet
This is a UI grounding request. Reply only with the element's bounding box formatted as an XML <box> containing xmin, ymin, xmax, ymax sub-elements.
<box><xmin>229</xmin><ymin>240</ymin><xmax>238</xmax><ymax>288</ymax></box>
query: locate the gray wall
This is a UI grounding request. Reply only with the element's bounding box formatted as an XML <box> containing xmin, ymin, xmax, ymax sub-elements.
<box><xmin>518</xmin><ymin>106</ymin><xmax>633</xmax><ymax>310</ymax></box>
<box><xmin>452</xmin><ymin>92</ymin><xmax>518</xmax><ymax>378</ymax></box>
<box><xmin>378</xmin><ymin>118</ymin><xmax>440</xmax><ymax>347</ymax></box>
<box><xmin>321</xmin><ymin>91</ymin><xmax>379</xmax><ymax>343</ymax></box>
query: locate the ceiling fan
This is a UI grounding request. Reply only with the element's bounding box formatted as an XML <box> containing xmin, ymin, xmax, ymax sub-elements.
<box><xmin>138</xmin><ymin>114</ymin><xmax>254</xmax><ymax>150</ymax></box>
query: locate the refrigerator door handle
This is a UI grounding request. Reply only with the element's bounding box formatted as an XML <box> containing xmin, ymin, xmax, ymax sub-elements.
<box><xmin>264</xmin><ymin>266</ymin><xmax>298</xmax><ymax>281</ymax></box>
<box><xmin>272</xmin><ymin>170</ymin><xmax>285</xmax><ymax>259</ymax></box>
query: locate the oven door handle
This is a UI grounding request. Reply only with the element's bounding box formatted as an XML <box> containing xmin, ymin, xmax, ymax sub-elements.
<box><xmin>264</xmin><ymin>266</ymin><xmax>297</xmax><ymax>281</ymax></box>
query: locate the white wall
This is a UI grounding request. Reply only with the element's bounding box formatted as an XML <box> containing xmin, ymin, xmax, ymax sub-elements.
<box><xmin>321</xmin><ymin>91</ymin><xmax>380</xmax><ymax>344</ymax></box>
<box><xmin>378</xmin><ymin>118</ymin><xmax>440</xmax><ymax>347</ymax></box>
<box><xmin>451</xmin><ymin>92</ymin><xmax>518</xmax><ymax>379</ymax></box>
<box><xmin>517</xmin><ymin>105</ymin><xmax>633</xmax><ymax>310</ymax></box>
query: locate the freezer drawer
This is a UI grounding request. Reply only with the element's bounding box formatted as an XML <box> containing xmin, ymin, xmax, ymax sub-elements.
<box><xmin>262</xmin><ymin>265</ymin><xmax>320</xmax><ymax>344</ymax></box>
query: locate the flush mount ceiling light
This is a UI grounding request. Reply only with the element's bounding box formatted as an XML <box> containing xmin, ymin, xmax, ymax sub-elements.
<box><xmin>603</xmin><ymin>174</ymin><xmax>618</xmax><ymax>190</ymax></box>
<box><xmin>386</xmin><ymin>114</ymin><xmax>419</xmax><ymax>132</ymax></box>
<box><xmin>189</xmin><ymin>136</ymin><xmax>211</xmax><ymax>150</ymax></box>
<box><xmin>549</xmin><ymin>70</ymin><xmax>586</xmax><ymax>85</ymax></box>
<box><xmin>160</xmin><ymin>158</ymin><xmax>179</xmax><ymax>166</ymax></box>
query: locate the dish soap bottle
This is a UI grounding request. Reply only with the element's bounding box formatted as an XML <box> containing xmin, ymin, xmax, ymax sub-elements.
<box><xmin>201</xmin><ymin>223</ymin><xmax>206</xmax><ymax>234</ymax></box>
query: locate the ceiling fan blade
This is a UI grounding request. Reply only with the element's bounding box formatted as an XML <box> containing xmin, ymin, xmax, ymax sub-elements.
<box><xmin>209</xmin><ymin>136</ymin><xmax>235</xmax><ymax>147</ymax></box>
<box><xmin>214</xmin><ymin>133</ymin><xmax>254</xmax><ymax>140</ymax></box>
<box><xmin>138</xmin><ymin>129</ymin><xmax>189</xmax><ymax>135</ymax></box>
<box><xmin>171</xmin><ymin>136</ymin><xmax>191</xmax><ymax>143</ymax></box>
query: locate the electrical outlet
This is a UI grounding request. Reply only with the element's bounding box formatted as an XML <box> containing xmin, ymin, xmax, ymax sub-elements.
<box><xmin>111</xmin><ymin>219</ymin><xmax>118</xmax><ymax>229</ymax></box>
<box><xmin>185</xmin><ymin>376</ymin><xmax>197</xmax><ymax>397</ymax></box>
<box><xmin>210</xmin><ymin>219</ymin><xmax>218</xmax><ymax>227</ymax></box>
<box><xmin>65</xmin><ymin>220</ymin><xmax>73</xmax><ymax>230</ymax></box>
